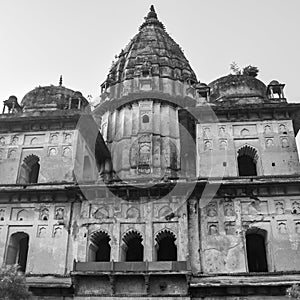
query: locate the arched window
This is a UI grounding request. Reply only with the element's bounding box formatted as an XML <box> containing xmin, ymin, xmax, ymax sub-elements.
<box><xmin>6</xmin><ymin>232</ymin><xmax>29</xmax><ymax>272</ymax></box>
<box><xmin>88</xmin><ymin>231</ymin><xmax>111</xmax><ymax>262</ymax></box>
<box><xmin>17</xmin><ymin>154</ymin><xmax>40</xmax><ymax>184</ymax></box>
<box><xmin>121</xmin><ymin>230</ymin><xmax>143</xmax><ymax>262</ymax></box>
<box><xmin>155</xmin><ymin>230</ymin><xmax>177</xmax><ymax>261</ymax></box>
<box><xmin>237</xmin><ymin>145</ymin><xmax>258</xmax><ymax>176</ymax></box>
<box><xmin>83</xmin><ymin>156</ymin><xmax>93</xmax><ymax>181</ymax></box>
<box><xmin>246</xmin><ymin>228</ymin><xmax>268</xmax><ymax>272</ymax></box>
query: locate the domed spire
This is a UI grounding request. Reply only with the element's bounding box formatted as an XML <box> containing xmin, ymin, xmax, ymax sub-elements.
<box><xmin>99</xmin><ymin>6</ymin><xmax>197</xmax><ymax>103</ymax></box>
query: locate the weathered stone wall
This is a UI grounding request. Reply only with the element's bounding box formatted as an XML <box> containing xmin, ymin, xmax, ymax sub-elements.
<box><xmin>75</xmin><ymin>297</ymin><xmax>190</xmax><ymax>300</ymax></box>
<box><xmin>0</xmin><ymin>130</ymin><xmax>77</xmax><ymax>184</ymax></box>
<box><xmin>199</xmin><ymin>195</ymin><xmax>300</xmax><ymax>273</ymax></box>
<box><xmin>193</xmin><ymin>297</ymin><xmax>287</xmax><ymax>300</ymax></box>
<box><xmin>0</xmin><ymin>196</ymin><xmax>72</xmax><ymax>274</ymax></box>
<box><xmin>197</xmin><ymin>120</ymin><xmax>300</xmax><ymax>177</ymax></box>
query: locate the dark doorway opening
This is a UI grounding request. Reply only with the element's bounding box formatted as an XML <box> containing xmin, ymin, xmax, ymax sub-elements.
<box><xmin>17</xmin><ymin>154</ymin><xmax>40</xmax><ymax>184</ymax></box>
<box><xmin>237</xmin><ymin>145</ymin><xmax>258</xmax><ymax>176</ymax></box>
<box><xmin>156</xmin><ymin>231</ymin><xmax>177</xmax><ymax>261</ymax></box>
<box><xmin>89</xmin><ymin>231</ymin><xmax>111</xmax><ymax>262</ymax></box>
<box><xmin>29</xmin><ymin>161</ymin><xmax>40</xmax><ymax>183</ymax></box>
<box><xmin>246</xmin><ymin>231</ymin><xmax>268</xmax><ymax>272</ymax></box>
<box><xmin>126</xmin><ymin>236</ymin><xmax>143</xmax><ymax>262</ymax></box>
<box><xmin>238</xmin><ymin>155</ymin><xmax>257</xmax><ymax>176</ymax></box>
<box><xmin>122</xmin><ymin>231</ymin><xmax>143</xmax><ymax>262</ymax></box>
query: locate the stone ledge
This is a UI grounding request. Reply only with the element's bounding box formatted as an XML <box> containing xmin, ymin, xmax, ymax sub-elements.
<box><xmin>191</xmin><ymin>273</ymin><xmax>300</xmax><ymax>287</ymax></box>
<box><xmin>26</xmin><ymin>275</ymin><xmax>72</xmax><ymax>288</ymax></box>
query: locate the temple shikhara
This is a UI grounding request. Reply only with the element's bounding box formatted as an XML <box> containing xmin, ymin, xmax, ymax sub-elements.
<box><xmin>1</xmin><ymin>6</ymin><xmax>300</xmax><ymax>300</ymax></box>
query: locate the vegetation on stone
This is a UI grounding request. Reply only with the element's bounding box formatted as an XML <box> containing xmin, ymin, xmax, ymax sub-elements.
<box><xmin>0</xmin><ymin>265</ymin><xmax>31</xmax><ymax>300</ymax></box>
<box><xmin>287</xmin><ymin>284</ymin><xmax>300</xmax><ymax>299</ymax></box>
<box><xmin>243</xmin><ymin>65</ymin><xmax>259</xmax><ymax>77</ymax></box>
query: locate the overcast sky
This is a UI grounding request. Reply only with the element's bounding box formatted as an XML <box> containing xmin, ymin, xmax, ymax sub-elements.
<box><xmin>1</xmin><ymin>1</ymin><xmax>300</xmax><ymax>119</ymax></box>
<box><xmin>1</xmin><ymin>0</ymin><xmax>300</xmax><ymax>102</ymax></box>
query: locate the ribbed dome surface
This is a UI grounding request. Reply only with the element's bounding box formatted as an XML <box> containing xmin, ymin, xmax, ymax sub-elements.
<box><xmin>105</xmin><ymin>6</ymin><xmax>197</xmax><ymax>87</ymax></box>
<box><xmin>21</xmin><ymin>85</ymin><xmax>88</xmax><ymax>110</ymax></box>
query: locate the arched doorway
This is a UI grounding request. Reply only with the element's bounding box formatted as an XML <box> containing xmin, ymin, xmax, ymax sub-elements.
<box><xmin>88</xmin><ymin>230</ymin><xmax>111</xmax><ymax>262</ymax></box>
<box><xmin>237</xmin><ymin>145</ymin><xmax>258</xmax><ymax>176</ymax></box>
<box><xmin>121</xmin><ymin>230</ymin><xmax>143</xmax><ymax>262</ymax></box>
<box><xmin>246</xmin><ymin>228</ymin><xmax>268</xmax><ymax>272</ymax></box>
<box><xmin>155</xmin><ymin>230</ymin><xmax>177</xmax><ymax>261</ymax></box>
<box><xmin>6</xmin><ymin>232</ymin><xmax>29</xmax><ymax>272</ymax></box>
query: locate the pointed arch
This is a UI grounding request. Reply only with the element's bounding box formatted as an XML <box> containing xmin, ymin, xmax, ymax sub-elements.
<box><xmin>121</xmin><ymin>230</ymin><xmax>144</xmax><ymax>262</ymax></box>
<box><xmin>237</xmin><ymin>145</ymin><xmax>258</xmax><ymax>176</ymax></box>
<box><xmin>17</xmin><ymin>154</ymin><xmax>40</xmax><ymax>184</ymax></box>
<box><xmin>155</xmin><ymin>229</ymin><xmax>177</xmax><ymax>261</ymax></box>
<box><xmin>89</xmin><ymin>230</ymin><xmax>111</xmax><ymax>262</ymax></box>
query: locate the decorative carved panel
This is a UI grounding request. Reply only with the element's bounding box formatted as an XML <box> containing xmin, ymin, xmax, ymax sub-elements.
<box><xmin>126</xmin><ymin>207</ymin><xmax>140</xmax><ymax>219</ymax></box>
<box><xmin>8</xmin><ymin>148</ymin><xmax>17</xmax><ymax>159</ymax></box>
<box><xmin>93</xmin><ymin>207</ymin><xmax>109</xmax><ymax>219</ymax></box>
<box><xmin>0</xmin><ymin>209</ymin><xmax>5</xmax><ymax>221</ymax></box>
<box><xmin>275</xmin><ymin>201</ymin><xmax>284</xmax><ymax>214</ymax></box>
<box><xmin>277</xmin><ymin>221</ymin><xmax>287</xmax><ymax>234</ymax></box>
<box><xmin>224</xmin><ymin>202</ymin><xmax>234</xmax><ymax>216</ymax></box>
<box><xmin>206</xmin><ymin>202</ymin><xmax>217</xmax><ymax>217</ymax></box>
<box><xmin>207</xmin><ymin>222</ymin><xmax>218</xmax><ymax>235</ymax></box>
<box><xmin>55</xmin><ymin>207</ymin><xmax>65</xmax><ymax>220</ymax></box>
<box><xmin>53</xmin><ymin>225</ymin><xmax>63</xmax><ymax>238</ymax></box>
<box><xmin>265</xmin><ymin>138</ymin><xmax>274</xmax><ymax>148</ymax></box>
<box><xmin>39</xmin><ymin>207</ymin><xmax>49</xmax><ymax>221</ymax></box>
<box><xmin>37</xmin><ymin>226</ymin><xmax>47</xmax><ymax>238</ymax></box>
<box><xmin>225</xmin><ymin>221</ymin><xmax>235</xmax><ymax>235</ymax></box>
<box><xmin>62</xmin><ymin>146</ymin><xmax>72</xmax><ymax>158</ymax></box>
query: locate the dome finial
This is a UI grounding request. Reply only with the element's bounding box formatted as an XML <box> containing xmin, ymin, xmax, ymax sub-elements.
<box><xmin>146</xmin><ymin>4</ymin><xmax>157</xmax><ymax>20</ymax></box>
<box><xmin>59</xmin><ymin>75</ymin><xmax>63</xmax><ymax>86</ymax></box>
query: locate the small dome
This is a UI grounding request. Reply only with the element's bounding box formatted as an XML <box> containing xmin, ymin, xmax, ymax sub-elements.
<box><xmin>194</xmin><ymin>82</ymin><xmax>208</xmax><ymax>88</ymax></box>
<box><xmin>269</xmin><ymin>80</ymin><xmax>280</xmax><ymax>85</ymax></box>
<box><xmin>209</xmin><ymin>74</ymin><xmax>267</xmax><ymax>104</ymax></box>
<box><xmin>21</xmin><ymin>85</ymin><xmax>89</xmax><ymax>111</ymax></box>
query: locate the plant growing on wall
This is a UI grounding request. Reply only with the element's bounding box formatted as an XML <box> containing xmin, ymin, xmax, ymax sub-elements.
<box><xmin>230</xmin><ymin>62</ymin><xmax>259</xmax><ymax>77</ymax></box>
<box><xmin>230</xmin><ymin>61</ymin><xmax>241</xmax><ymax>75</ymax></box>
<box><xmin>287</xmin><ymin>284</ymin><xmax>300</xmax><ymax>299</ymax></box>
<box><xmin>242</xmin><ymin>65</ymin><xmax>259</xmax><ymax>77</ymax></box>
<box><xmin>0</xmin><ymin>265</ymin><xmax>31</xmax><ymax>300</ymax></box>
